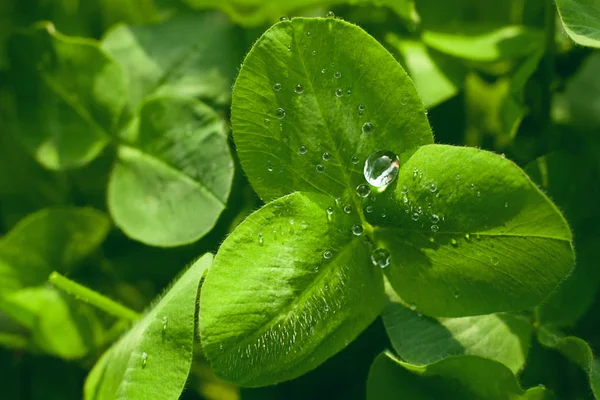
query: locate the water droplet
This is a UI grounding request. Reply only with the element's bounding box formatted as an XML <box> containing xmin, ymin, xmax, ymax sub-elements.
<box><xmin>323</xmin><ymin>250</ymin><xmax>332</xmax><ymax>259</ymax></box>
<box><xmin>430</xmin><ymin>214</ymin><xmax>440</xmax><ymax>223</ymax></box>
<box><xmin>316</xmin><ymin>164</ymin><xmax>324</xmax><ymax>173</ymax></box>
<box><xmin>401</xmin><ymin>185</ymin><xmax>409</xmax><ymax>194</ymax></box>
<box><xmin>470</xmin><ymin>183</ymin><xmax>476</xmax><ymax>190</ymax></box>
<box><xmin>504</xmin><ymin>202</ymin><xmax>509</xmax><ymax>208</ymax></box>
<box><xmin>334</xmin><ymin>71</ymin><xmax>341</xmax><ymax>79</ymax></box>
<box><xmin>311</xmin><ymin>50</ymin><xmax>316</xmax><ymax>56</ymax></box>
<box><xmin>351</xmin><ymin>224</ymin><xmax>363</xmax><ymax>236</ymax></box>
<box><xmin>364</xmin><ymin>150</ymin><xmax>400</xmax><ymax>190</ymax></box>
<box><xmin>267</xmin><ymin>163</ymin><xmax>274</xmax><ymax>172</ymax></box>
<box><xmin>279</xmin><ymin>16</ymin><xmax>288</xmax><ymax>21</ymax></box>
<box><xmin>351</xmin><ymin>156</ymin><xmax>359</xmax><ymax>164</ymax></box>
<box><xmin>324</xmin><ymin>305</ymin><xmax>330</xmax><ymax>312</ymax></box>
<box><xmin>455</xmin><ymin>174</ymin><xmax>460</xmax><ymax>180</ymax></box>
<box><xmin>362</xmin><ymin>122</ymin><xmax>375</xmax><ymax>135</ymax></box>
<box><xmin>343</xmin><ymin>205</ymin><xmax>352</xmax><ymax>214</ymax></box>
<box><xmin>491</xmin><ymin>257</ymin><xmax>499</xmax><ymax>265</ymax></box>
<box><xmin>327</xmin><ymin>206</ymin><xmax>334</xmax><ymax>215</ymax></box>
<box><xmin>275</xmin><ymin>108</ymin><xmax>286</xmax><ymax>119</ymax></box>
<box><xmin>411</xmin><ymin>213</ymin><xmax>419</xmax><ymax>221</ymax></box>
<box><xmin>289</xmin><ymin>219</ymin><xmax>294</xmax><ymax>225</ymax></box>
<box><xmin>321</xmin><ymin>68</ymin><xmax>326</xmax><ymax>74</ymax></box>
<box><xmin>366</xmin><ymin>205</ymin><xmax>374</xmax><ymax>213</ymax></box>
<box><xmin>306</xmin><ymin>31</ymin><xmax>311</xmax><ymax>37</ymax></box>
<box><xmin>346</xmin><ymin>89</ymin><xmax>352</xmax><ymax>96</ymax></box>
<box><xmin>335</xmin><ymin>88</ymin><xmax>343</xmax><ymax>97</ymax></box>
<box><xmin>408</xmin><ymin>304</ymin><xmax>417</xmax><ymax>311</ymax></box>
<box><xmin>371</xmin><ymin>248</ymin><xmax>391</xmax><ymax>268</ymax></box>
<box><xmin>287</xmin><ymin>45</ymin><xmax>291</xmax><ymax>52</ymax></box>
<box><xmin>400</xmin><ymin>93</ymin><xmax>410</xmax><ymax>105</ymax></box>
<box><xmin>141</xmin><ymin>352</ymin><xmax>148</xmax><ymax>368</ymax></box>
<box><xmin>431</xmin><ymin>224</ymin><xmax>439</xmax><ymax>233</ymax></box>
<box><xmin>330</xmin><ymin>62</ymin><xmax>335</xmax><ymax>67</ymax></box>
<box><xmin>381</xmin><ymin>211</ymin><xmax>387</xmax><ymax>218</ymax></box>
<box><xmin>476</xmin><ymin>191</ymin><xmax>481</xmax><ymax>197</ymax></box>
<box><xmin>258</xmin><ymin>232</ymin><xmax>264</xmax><ymax>246</ymax></box>
<box><xmin>298</xmin><ymin>145</ymin><xmax>307</xmax><ymax>154</ymax></box>
<box><xmin>465</xmin><ymin>233</ymin><xmax>471</xmax><ymax>241</ymax></box>
<box><xmin>428</xmin><ymin>183</ymin><xmax>437</xmax><ymax>192</ymax></box>
<box><xmin>322</xmin><ymin>152</ymin><xmax>331</xmax><ymax>161</ymax></box>
<box><xmin>264</xmin><ymin>118</ymin><xmax>271</xmax><ymax>125</ymax></box>
<box><xmin>294</xmin><ymin>84</ymin><xmax>304</xmax><ymax>94</ymax></box>
<box><xmin>450</xmin><ymin>239</ymin><xmax>458</xmax><ymax>247</ymax></box>
<box><xmin>453</xmin><ymin>290</ymin><xmax>460</xmax><ymax>298</ymax></box>
<box><xmin>358</xmin><ymin>104</ymin><xmax>366</xmax><ymax>111</ymax></box>
<box><xmin>162</xmin><ymin>315</ymin><xmax>168</xmax><ymax>332</ymax></box>
<box><xmin>273</xmin><ymin>83</ymin><xmax>282</xmax><ymax>91</ymax></box>
<box><xmin>326</xmin><ymin>10</ymin><xmax>335</xmax><ymax>17</ymax></box>
<box><xmin>356</xmin><ymin>184</ymin><xmax>371</xmax><ymax>198</ymax></box>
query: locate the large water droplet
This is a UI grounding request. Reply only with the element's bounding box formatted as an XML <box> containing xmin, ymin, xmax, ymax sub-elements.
<box><xmin>316</xmin><ymin>164</ymin><xmax>324</xmax><ymax>173</ymax></box>
<box><xmin>275</xmin><ymin>108</ymin><xmax>286</xmax><ymax>119</ymax></box>
<box><xmin>356</xmin><ymin>184</ymin><xmax>371</xmax><ymax>198</ymax></box>
<box><xmin>273</xmin><ymin>83</ymin><xmax>282</xmax><ymax>91</ymax></box>
<box><xmin>323</xmin><ymin>250</ymin><xmax>332</xmax><ymax>259</ymax></box>
<box><xmin>371</xmin><ymin>248</ymin><xmax>390</xmax><ymax>268</ymax></box>
<box><xmin>294</xmin><ymin>84</ymin><xmax>304</xmax><ymax>94</ymax></box>
<box><xmin>298</xmin><ymin>145</ymin><xmax>307</xmax><ymax>155</ymax></box>
<box><xmin>362</xmin><ymin>122</ymin><xmax>375</xmax><ymax>135</ymax></box>
<box><xmin>322</xmin><ymin>152</ymin><xmax>331</xmax><ymax>161</ymax></box>
<box><xmin>363</xmin><ymin>150</ymin><xmax>400</xmax><ymax>190</ymax></box>
<box><xmin>351</xmin><ymin>224</ymin><xmax>363</xmax><ymax>236</ymax></box>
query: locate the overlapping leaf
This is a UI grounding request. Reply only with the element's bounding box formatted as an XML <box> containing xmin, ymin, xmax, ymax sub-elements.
<box><xmin>556</xmin><ymin>0</ymin><xmax>600</xmax><ymax>48</ymax></box>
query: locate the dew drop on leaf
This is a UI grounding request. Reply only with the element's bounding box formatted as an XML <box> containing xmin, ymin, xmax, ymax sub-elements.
<box><xmin>351</xmin><ymin>224</ymin><xmax>363</xmax><ymax>236</ymax></box>
<box><xmin>334</xmin><ymin>71</ymin><xmax>341</xmax><ymax>79</ymax></box>
<box><xmin>326</xmin><ymin>206</ymin><xmax>334</xmax><ymax>215</ymax></box>
<box><xmin>491</xmin><ymin>257</ymin><xmax>499</xmax><ymax>265</ymax></box>
<box><xmin>322</xmin><ymin>152</ymin><xmax>331</xmax><ymax>161</ymax></box>
<box><xmin>366</xmin><ymin>205</ymin><xmax>374</xmax><ymax>213</ymax></box>
<box><xmin>324</xmin><ymin>305</ymin><xmax>330</xmax><ymax>312</ymax></box>
<box><xmin>264</xmin><ymin>118</ymin><xmax>270</xmax><ymax>125</ymax></box>
<box><xmin>294</xmin><ymin>84</ymin><xmax>304</xmax><ymax>94</ymax></box>
<box><xmin>371</xmin><ymin>248</ymin><xmax>390</xmax><ymax>268</ymax></box>
<box><xmin>141</xmin><ymin>352</ymin><xmax>148</xmax><ymax>368</ymax></box>
<box><xmin>453</xmin><ymin>289</ymin><xmax>460</xmax><ymax>298</ymax></box>
<box><xmin>275</xmin><ymin>107</ymin><xmax>286</xmax><ymax>119</ymax></box>
<box><xmin>321</xmin><ymin>68</ymin><xmax>326</xmax><ymax>74</ymax></box>
<box><xmin>311</xmin><ymin>50</ymin><xmax>316</xmax><ymax>56</ymax></box>
<box><xmin>258</xmin><ymin>232</ymin><xmax>264</xmax><ymax>246</ymax></box>
<box><xmin>273</xmin><ymin>83</ymin><xmax>282</xmax><ymax>91</ymax></box>
<box><xmin>411</xmin><ymin>213</ymin><xmax>419</xmax><ymax>221</ymax></box>
<box><xmin>162</xmin><ymin>315</ymin><xmax>168</xmax><ymax>332</ymax></box>
<box><xmin>409</xmin><ymin>304</ymin><xmax>417</xmax><ymax>311</ymax></box>
<box><xmin>306</xmin><ymin>31</ymin><xmax>311</xmax><ymax>37</ymax></box>
<box><xmin>430</xmin><ymin>214</ymin><xmax>440</xmax><ymax>223</ymax></box>
<box><xmin>298</xmin><ymin>145</ymin><xmax>307</xmax><ymax>155</ymax></box>
<box><xmin>343</xmin><ymin>205</ymin><xmax>352</xmax><ymax>214</ymax></box>
<box><xmin>451</xmin><ymin>238</ymin><xmax>458</xmax><ymax>247</ymax></box>
<box><xmin>358</xmin><ymin>104</ymin><xmax>365</xmax><ymax>111</ymax></box>
<box><xmin>326</xmin><ymin>10</ymin><xmax>335</xmax><ymax>17</ymax></box>
<box><xmin>455</xmin><ymin>174</ymin><xmax>460</xmax><ymax>180</ymax></box>
<box><xmin>428</xmin><ymin>183</ymin><xmax>437</xmax><ymax>192</ymax></box>
<box><xmin>362</xmin><ymin>122</ymin><xmax>375</xmax><ymax>135</ymax></box>
<box><xmin>356</xmin><ymin>184</ymin><xmax>371</xmax><ymax>198</ymax></box>
<box><xmin>363</xmin><ymin>150</ymin><xmax>400</xmax><ymax>189</ymax></box>
<box><xmin>335</xmin><ymin>88</ymin><xmax>343</xmax><ymax>97</ymax></box>
<box><xmin>431</xmin><ymin>224</ymin><xmax>439</xmax><ymax>233</ymax></box>
<box><xmin>505</xmin><ymin>202</ymin><xmax>509</xmax><ymax>208</ymax></box>
<box><xmin>316</xmin><ymin>164</ymin><xmax>324</xmax><ymax>173</ymax></box>
<box><xmin>323</xmin><ymin>250</ymin><xmax>332</xmax><ymax>259</ymax></box>
<box><xmin>351</xmin><ymin>156</ymin><xmax>359</xmax><ymax>164</ymax></box>
<box><xmin>279</xmin><ymin>16</ymin><xmax>288</xmax><ymax>21</ymax></box>
<box><xmin>465</xmin><ymin>233</ymin><xmax>471</xmax><ymax>241</ymax></box>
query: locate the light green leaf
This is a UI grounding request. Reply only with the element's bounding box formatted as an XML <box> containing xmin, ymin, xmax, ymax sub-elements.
<box><xmin>537</xmin><ymin>328</ymin><xmax>600</xmax><ymax>399</ymax></box>
<box><xmin>0</xmin><ymin>207</ymin><xmax>110</xmax><ymax>294</ymax></box>
<box><xmin>179</xmin><ymin>0</ymin><xmax>419</xmax><ymax>27</ymax></box>
<box><xmin>382</xmin><ymin>284</ymin><xmax>531</xmax><ymax>374</ymax></box>
<box><xmin>200</xmin><ymin>192</ymin><xmax>385</xmax><ymax>387</ymax></box>
<box><xmin>7</xmin><ymin>22</ymin><xmax>126</xmax><ymax>170</ymax></box>
<box><xmin>556</xmin><ymin>0</ymin><xmax>600</xmax><ymax>48</ymax></box>
<box><xmin>84</xmin><ymin>253</ymin><xmax>212</xmax><ymax>400</ymax></box>
<box><xmin>386</xmin><ymin>35</ymin><xmax>466</xmax><ymax>108</ymax></box>
<box><xmin>368</xmin><ymin>144</ymin><xmax>574</xmax><ymax>317</ymax></box>
<box><xmin>107</xmin><ymin>96</ymin><xmax>234</xmax><ymax>247</ymax></box>
<box><xmin>102</xmin><ymin>12</ymin><xmax>242</xmax><ymax>110</ymax></box>
<box><xmin>422</xmin><ymin>26</ymin><xmax>545</xmax><ymax>62</ymax></box>
<box><xmin>230</xmin><ymin>17</ymin><xmax>432</xmax><ymax>202</ymax></box>
<box><xmin>367</xmin><ymin>352</ymin><xmax>556</xmax><ymax>400</ymax></box>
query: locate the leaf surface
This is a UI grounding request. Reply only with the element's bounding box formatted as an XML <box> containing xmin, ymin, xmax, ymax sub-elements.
<box><xmin>556</xmin><ymin>0</ymin><xmax>600</xmax><ymax>48</ymax></box>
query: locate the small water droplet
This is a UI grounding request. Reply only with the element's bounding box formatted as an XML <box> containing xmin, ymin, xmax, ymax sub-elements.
<box><xmin>401</xmin><ymin>185</ymin><xmax>409</xmax><ymax>194</ymax></box>
<box><xmin>431</xmin><ymin>224</ymin><xmax>439</xmax><ymax>233</ymax></box>
<box><xmin>294</xmin><ymin>84</ymin><xmax>304</xmax><ymax>94</ymax></box>
<box><xmin>334</xmin><ymin>71</ymin><xmax>341</xmax><ymax>79</ymax></box>
<box><xmin>430</xmin><ymin>214</ymin><xmax>439</xmax><ymax>223</ymax></box>
<box><xmin>323</xmin><ymin>250</ymin><xmax>332</xmax><ymax>259</ymax></box>
<box><xmin>326</xmin><ymin>10</ymin><xmax>335</xmax><ymax>17</ymax></box>
<box><xmin>356</xmin><ymin>184</ymin><xmax>371</xmax><ymax>198</ymax></box>
<box><xmin>306</xmin><ymin>31</ymin><xmax>311</xmax><ymax>37</ymax></box>
<box><xmin>321</xmin><ymin>68</ymin><xmax>326</xmax><ymax>74</ymax></box>
<box><xmin>362</xmin><ymin>122</ymin><xmax>375</xmax><ymax>135</ymax></box>
<box><xmin>366</xmin><ymin>205</ymin><xmax>374</xmax><ymax>213</ymax></box>
<box><xmin>504</xmin><ymin>202</ymin><xmax>509</xmax><ymax>208</ymax></box>
<box><xmin>465</xmin><ymin>233</ymin><xmax>471</xmax><ymax>241</ymax></box>
<box><xmin>289</xmin><ymin>219</ymin><xmax>294</xmax><ymax>225</ymax></box>
<box><xmin>279</xmin><ymin>16</ymin><xmax>288</xmax><ymax>21</ymax></box>
<box><xmin>322</xmin><ymin>152</ymin><xmax>331</xmax><ymax>161</ymax></box>
<box><xmin>287</xmin><ymin>45</ymin><xmax>291</xmax><ymax>52</ymax></box>
<box><xmin>351</xmin><ymin>224</ymin><xmax>363</xmax><ymax>236</ymax></box>
<box><xmin>351</xmin><ymin>156</ymin><xmax>359</xmax><ymax>164</ymax></box>
<box><xmin>455</xmin><ymin>174</ymin><xmax>460</xmax><ymax>180</ymax></box>
<box><xmin>311</xmin><ymin>50</ymin><xmax>316</xmax><ymax>56</ymax></box>
<box><xmin>298</xmin><ymin>145</ymin><xmax>307</xmax><ymax>154</ymax></box>
<box><xmin>453</xmin><ymin>290</ymin><xmax>460</xmax><ymax>298</ymax></box>
<box><xmin>491</xmin><ymin>257</ymin><xmax>499</xmax><ymax>265</ymax></box>
<box><xmin>411</xmin><ymin>213</ymin><xmax>419</xmax><ymax>221</ymax></box>
<box><xmin>264</xmin><ymin>118</ymin><xmax>271</xmax><ymax>125</ymax></box>
<box><xmin>162</xmin><ymin>315</ymin><xmax>168</xmax><ymax>332</ymax></box>
<box><xmin>141</xmin><ymin>352</ymin><xmax>148</xmax><ymax>368</ymax></box>
<box><xmin>327</xmin><ymin>206</ymin><xmax>334</xmax><ymax>215</ymax></box>
<box><xmin>316</xmin><ymin>164</ymin><xmax>324</xmax><ymax>173</ymax></box>
<box><xmin>324</xmin><ymin>305</ymin><xmax>330</xmax><ymax>312</ymax></box>
<box><xmin>273</xmin><ymin>83</ymin><xmax>282</xmax><ymax>91</ymax></box>
<box><xmin>451</xmin><ymin>239</ymin><xmax>458</xmax><ymax>247</ymax></box>
<box><xmin>343</xmin><ymin>205</ymin><xmax>352</xmax><ymax>214</ymax></box>
<box><xmin>347</xmin><ymin>89</ymin><xmax>351</xmax><ymax>96</ymax></box>
<box><xmin>381</xmin><ymin>211</ymin><xmax>387</xmax><ymax>218</ymax></box>
<box><xmin>428</xmin><ymin>183</ymin><xmax>437</xmax><ymax>192</ymax></box>
<box><xmin>267</xmin><ymin>163</ymin><xmax>274</xmax><ymax>172</ymax></box>
<box><xmin>477</xmin><ymin>191</ymin><xmax>481</xmax><ymax>197</ymax></box>
<box><xmin>470</xmin><ymin>183</ymin><xmax>476</xmax><ymax>190</ymax></box>
<box><xmin>335</xmin><ymin>88</ymin><xmax>343</xmax><ymax>97</ymax></box>
<box><xmin>275</xmin><ymin>108</ymin><xmax>286</xmax><ymax>119</ymax></box>
<box><xmin>400</xmin><ymin>94</ymin><xmax>410</xmax><ymax>106</ymax></box>
<box><xmin>371</xmin><ymin>248</ymin><xmax>391</xmax><ymax>268</ymax></box>
<box><xmin>408</xmin><ymin>304</ymin><xmax>417</xmax><ymax>311</ymax></box>
<box><xmin>258</xmin><ymin>232</ymin><xmax>264</xmax><ymax>246</ymax></box>
<box><xmin>358</xmin><ymin>104</ymin><xmax>366</xmax><ymax>111</ymax></box>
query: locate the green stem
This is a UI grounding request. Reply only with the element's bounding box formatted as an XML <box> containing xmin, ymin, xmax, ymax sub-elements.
<box><xmin>538</xmin><ymin>0</ymin><xmax>557</xmax><ymax>155</ymax></box>
<box><xmin>49</xmin><ymin>272</ymin><xmax>140</xmax><ymax>321</ymax></box>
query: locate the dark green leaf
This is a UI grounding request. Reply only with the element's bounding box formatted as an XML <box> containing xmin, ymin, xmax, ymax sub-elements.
<box><xmin>84</xmin><ymin>253</ymin><xmax>212</xmax><ymax>400</ymax></box>
<box><xmin>107</xmin><ymin>96</ymin><xmax>234</xmax><ymax>247</ymax></box>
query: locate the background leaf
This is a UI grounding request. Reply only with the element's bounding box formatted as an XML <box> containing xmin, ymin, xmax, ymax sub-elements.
<box><xmin>556</xmin><ymin>0</ymin><xmax>600</xmax><ymax>48</ymax></box>
<box><xmin>84</xmin><ymin>253</ymin><xmax>212</xmax><ymax>400</ymax></box>
<box><xmin>107</xmin><ymin>96</ymin><xmax>234</xmax><ymax>247</ymax></box>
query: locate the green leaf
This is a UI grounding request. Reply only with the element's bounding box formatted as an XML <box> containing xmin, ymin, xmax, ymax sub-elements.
<box><xmin>422</xmin><ymin>26</ymin><xmax>544</xmax><ymax>62</ymax></box>
<box><xmin>230</xmin><ymin>17</ymin><xmax>432</xmax><ymax>201</ymax></box>
<box><xmin>386</xmin><ymin>35</ymin><xmax>466</xmax><ymax>108</ymax></box>
<box><xmin>0</xmin><ymin>207</ymin><xmax>110</xmax><ymax>294</ymax></box>
<box><xmin>179</xmin><ymin>0</ymin><xmax>419</xmax><ymax>27</ymax></box>
<box><xmin>537</xmin><ymin>328</ymin><xmax>600</xmax><ymax>399</ymax></box>
<box><xmin>101</xmin><ymin>12</ymin><xmax>242</xmax><ymax>111</ymax></box>
<box><xmin>200</xmin><ymin>191</ymin><xmax>385</xmax><ymax>387</ymax></box>
<box><xmin>7</xmin><ymin>22</ymin><xmax>126</xmax><ymax>170</ymax></box>
<box><xmin>107</xmin><ymin>96</ymin><xmax>234</xmax><ymax>247</ymax></box>
<box><xmin>556</xmin><ymin>0</ymin><xmax>600</xmax><ymax>48</ymax></box>
<box><xmin>84</xmin><ymin>253</ymin><xmax>212</xmax><ymax>400</ymax></box>
<box><xmin>382</xmin><ymin>284</ymin><xmax>531</xmax><ymax>374</ymax></box>
<box><xmin>367</xmin><ymin>352</ymin><xmax>556</xmax><ymax>400</ymax></box>
<box><xmin>368</xmin><ymin>144</ymin><xmax>574</xmax><ymax>317</ymax></box>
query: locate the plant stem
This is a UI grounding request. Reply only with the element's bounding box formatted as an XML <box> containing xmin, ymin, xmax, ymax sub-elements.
<box><xmin>49</xmin><ymin>272</ymin><xmax>140</xmax><ymax>321</ymax></box>
<box><xmin>539</xmin><ymin>0</ymin><xmax>557</xmax><ymax>155</ymax></box>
